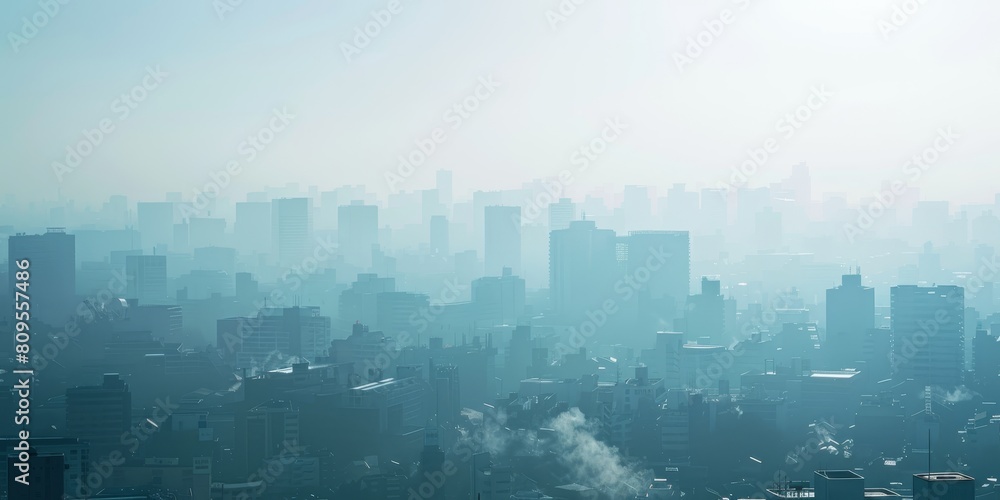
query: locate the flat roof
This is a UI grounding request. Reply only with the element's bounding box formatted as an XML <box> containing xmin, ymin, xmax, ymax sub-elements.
<box><xmin>765</xmin><ymin>488</ymin><xmax>902</xmax><ymax>498</ymax></box>
<box><xmin>816</xmin><ymin>470</ymin><xmax>863</xmax><ymax>479</ymax></box>
<box><xmin>915</xmin><ymin>472</ymin><xmax>974</xmax><ymax>481</ymax></box>
<box><xmin>809</xmin><ymin>371</ymin><xmax>858</xmax><ymax>379</ymax></box>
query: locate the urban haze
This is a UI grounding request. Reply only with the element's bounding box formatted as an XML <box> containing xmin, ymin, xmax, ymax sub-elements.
<box><xmin>2</xmin><ymin>1</ymin><xmax>1000</xmax><ymax>499</ymax></box>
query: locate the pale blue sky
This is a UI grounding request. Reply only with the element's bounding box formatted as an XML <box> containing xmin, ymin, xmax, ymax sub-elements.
<box><xmin>2</xmin><ymin>0</ymin><xmax>999</xmax><ymax>206</ymax></box>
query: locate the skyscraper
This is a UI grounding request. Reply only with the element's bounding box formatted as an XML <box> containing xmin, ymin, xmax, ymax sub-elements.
<box><xmin>826</xmin><ymin>271</ymin><xmax>875</xmax><ymax>369</ymax></box>
<box><xmin>890</xmin><ymin>285</ymin><xmax>964</xmax><ymax>388</ymax></box>
<box><xmin>66</xmin><ymin>374</ymin><xmax>131</xmax><ymax>456</ymax></box>
<box><xmin>484</xmin><ymin>205</ymin><xmax>521</xmax><ymax>276</ymax></box>
<box><xmin>472</xmin><ymin>191</ymin><xmax>502</xmax><ymax>253</ymax></box>
<box><xmin>272</xmin><ymin>197</ymin><xmax>312</xmax><ymax>266</ymax></box>
<box><xmin>8</xmin><ymin>229</ymin><xmax>76</xmax><ymax>328</ymax></box>
<box><xmin>686</xmin><ymin>277</ymin><xmax>725</xmax><ymax>344</ymax></box>
<box><xmin>626</xmin><ymin>230</ymin><xmax>690</xmax><ymax>321</ymax></box>
<box><xmin>548</xmin><ymin>198</ymin><xmax>576</xmax><ymax>232</ymax></box>
<box><xmin>549</xmin><ymin>220</ymin><xmax>618</xmax><ymax>321</ymax></box>
<box><xmin>338</xmin><ymin>201</ymin><xmax>378</xmax><ymax>269</ymax></box>
<box><xmin>125</xmin><ymin>254</ymin><xmax>168</xmax><ymax>305</ymax></box>
<box><xmin>217</xmin><ymin>306</ymin><xmax>332</xmax><ymax>368</ymax></box>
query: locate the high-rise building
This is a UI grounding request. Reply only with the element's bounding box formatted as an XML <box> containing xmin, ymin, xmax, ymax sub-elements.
<box><xmin>421</xmin><ymin>189</ymin><xmax>445</xmax><ymax>225</ymax></box>
<box><xmin>218</xmin><ymin>306</ymin><xmax>332</xmax><ymax>369</ymax></box>
<box><xmin>234</xmin><ymin>400</ymin><xmax>300</xmax><ymax>478</ymax></box>
<box><xmin>549</xmin><ymin>220</ymin><xmax>618</xmax><ymax>321</ymax></box>
<box><xmin>375</xmin><ymin>292</ymin><xmax>429</xmax><ymax>335</ymax></box>
<box><xmin>338</xmin><ymin>201</ymin><xmax>378</xmax><ymax>269</ymax></box>
<box><xmin>548</xmin><ymin>198</ymin><xmax>576</xmax><ymax>232</ymax></box>
<box><xmin>8</xmin><ymin>229</ymin><xmax>76</xmax><ymax>328</ymax></box>
<box><xmin>472</xmin><ymin>267</ymin><xmax>525</xmax><ymax>325</ymax></box>
<box><xmin>125</xmin><ymin>254</ymin><xmax>168</xmax><ymax>305</ymax></box>
<box><xmin>66</xmin><ymin>374</ymin><xmax>131</xmax><ymax>456</ymax></box>
<box><xmin>686</xmin><ymin>277</ymin><xmax>725</xmax><ymax>344</ymax></box>
<box><xmin>272</xmin><ymin>198</ymin><xmax>312</xmax><ymax>266</ymax></box>
<box><xmin>137</xmin><ymin>201</ymin><xmax>174</xmax><ymax>249</ymax></box>
<box><xmin>484</xmin><ymin>205</ymin><xmax>521</xmax><ymax>276</ymax></box>
<box><xmin>0</xmin><ymin>438</ymin><xmax>88</xmax><ymax>497</ymax></box>
<box><xmin>826</xmin><ymin>271</ymin><xmax>875</xmax><ymax>369</ymax></box>
<box><xmin>626</xmin><ymin>230</ymin><xmax>690</xmax><ymax>320</ymax></box>
<box><xmin>6</xmin><ymin>452</ymin><xmax>64</xmax><ymax>500</ymax></box>
<box><xmin>890</xmin><ymin>285</ymin><xmax>964</xmax><ymax>388</ymax></box>
<box><xmin>473</xmin><ymin>191</ymin><xmax>502</xmax><ymax>253</ymax></box>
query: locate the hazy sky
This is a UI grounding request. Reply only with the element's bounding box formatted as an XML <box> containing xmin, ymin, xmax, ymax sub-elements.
<box><xmin>2</xmin><ymin>0</ymin><xmax>999</xmax><ymax>206</ymax></box>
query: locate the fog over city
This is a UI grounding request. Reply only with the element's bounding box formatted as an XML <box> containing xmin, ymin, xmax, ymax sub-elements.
<box><xmin>3</xmin><ymin>1</ymin><xmax>1000</xmax><ymax>499</ymax></box>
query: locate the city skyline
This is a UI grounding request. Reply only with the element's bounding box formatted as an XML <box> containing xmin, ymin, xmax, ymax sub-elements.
<box><xmin>5</xmin><ymin>2</ymin><xmax>1000</xmax><ymax>498</ymax></box>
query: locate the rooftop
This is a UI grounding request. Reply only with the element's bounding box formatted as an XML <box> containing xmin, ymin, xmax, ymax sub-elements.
<box><xmin>915</xmin><ymin>472</ymin><xmax>974</xmax><ymax>482</ymax></box>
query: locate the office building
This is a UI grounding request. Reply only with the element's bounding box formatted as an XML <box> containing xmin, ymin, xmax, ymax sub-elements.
<box><xmin>685</xmin><ymin>277</ymin><xmax>725</xmax><ymax>344</ymax></box>
<box><xmin>890</xmin><ymin>285</ymin><xmax>964</xmax><ymax>388</ymax></box>
<box><xmin>549</xmin><ymin>220</ymin><xmax>619</xmax><ymax>321</ymax></box>
<box><xmin>0</xmin><ymin>438</ymin><xmax>88</xmax><ymax>497</ymax></box>
<box><xmin>234</xmin><ymin>400</ymin><xmax>300</xmax><ymax>478</ymax></box>
<box><xmin>65</xmin><ymin>374</ymin><xmax>131</xmax><ymax>455</ymax></box>
<box><xmin>6</xmin><ymin>452</ymin><xmax>64</xmax><ymax>500</ymax></box>
<box><xmin>272</xmin><ymin>197</ymin><xmax>312</xmax><ymax>266</ymax></box>
<box><xmin>218</xmin><ymin>306</ymin><xmax>332</xmax><ymax>369</ymax></box>
<box><xmin>8</xmin><ymin>229</ymin><xmax>76</xmax><ymax>328</ymax></box>
<box><xmin>626</xmin><ymin>230</ymin><xmax>690</xmax><ymax>320</ymax></box>
<box><xmin>826</xmin><ymin>271</ymin><xmax>875</xmax><ymax>368</ymax></box>
<box><xmin>484</xmin><ymin>205</ymin><xmax>521</xmax><ymax>276</ymax></box>
<box><xmin>125</xmin><ymin>254</ymin><xmax>168</xmax><ymax>305</ymax></box>
<box><xmin>472</xmin><ymin>267</ymin><xmax>525</xmax><ymax>325</ymax></box>
<box><xmin>548</xmin><ymin>198</ymin><xmax>576</xmax><ymax>232</ymax></box>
